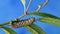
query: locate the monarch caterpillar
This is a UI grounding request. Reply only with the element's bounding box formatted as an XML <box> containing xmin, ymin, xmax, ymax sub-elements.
<box><xmin>10</xmin><ymin>17</ymin><xmax>35</xmax><ymax>28</ymax></box>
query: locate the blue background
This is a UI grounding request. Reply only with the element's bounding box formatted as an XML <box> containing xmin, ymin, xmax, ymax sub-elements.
<box><xmin>0</xmin><ymin>0</ymin><xmax>60</xmax><ymax>34</ymax></box>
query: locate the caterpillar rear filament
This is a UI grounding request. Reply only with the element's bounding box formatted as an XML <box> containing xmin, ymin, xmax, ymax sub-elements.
<box><xmin>10</xmin><ymin>17</ymin><xmax>35</xmax><ymax>28</ymax></box>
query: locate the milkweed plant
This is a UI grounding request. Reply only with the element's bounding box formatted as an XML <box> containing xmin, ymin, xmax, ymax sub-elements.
<box><xmin>0</xmin><ymin>0</ymin><xmax>60</xmax><ymax>34</ymax></box>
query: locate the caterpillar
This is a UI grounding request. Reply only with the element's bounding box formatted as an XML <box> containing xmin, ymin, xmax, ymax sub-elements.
<box><xmin>10</xmin><ymin>17</ymin><xmax>35</xmax><ymax>28</ymax></box>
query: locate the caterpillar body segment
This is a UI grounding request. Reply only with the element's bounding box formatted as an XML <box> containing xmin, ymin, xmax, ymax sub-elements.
<box><xmin>10</xmin><ymin>17</ymin><xmax>35</xmax><ymax>28</ymax></box>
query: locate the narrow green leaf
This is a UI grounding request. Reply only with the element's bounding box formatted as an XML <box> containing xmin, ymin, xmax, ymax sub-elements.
<box><xmin>1</xmin><ymin>26</ymin><xmax>17</xmax><ymax>34</ymax></box>
<box><xmin>25</xmin><ymin>24</ymin><xmax>46</xmax><ymax>34</ymax></box>
<box><xmin>38</xmin><ymin>17</ymin><xmax>60</xmax><ymax>26</ymax></box>
<box><xmin>26</xmin><ymin>26</ymin><xmax>39</xmax><ymax>34</ymax></box>
<box><xmin>0</xmin><ymin>22</ymin><xmax>9</xmax><ymax>26</ymax></box>
<box><xmin>21</xmin><ymin>0</ymin><xmax>26</xmax><ymax>6</ymax></box>
<box><xmin>28</xmin><ymin>12</ymin><xmax>60</xmax><ymax>19</ymax></box>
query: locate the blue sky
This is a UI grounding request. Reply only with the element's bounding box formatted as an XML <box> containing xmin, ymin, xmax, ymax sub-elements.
<box><xmin>0</xmin><ymin>0</ymin><xmax>60</xmax><ymax>34</ymax></box>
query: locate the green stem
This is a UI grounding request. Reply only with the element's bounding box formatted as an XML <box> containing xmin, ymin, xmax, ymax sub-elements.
<box><xmin>0</xmin><ymin>22</ymin><xmax>9</xmax><ymax>26</ymax></box>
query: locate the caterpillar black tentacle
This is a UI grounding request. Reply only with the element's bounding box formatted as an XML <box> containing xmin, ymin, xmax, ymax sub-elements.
<box><xmin>10</xmin><ymin>17</ymin><xmax>35</xmax><ymax>28</ymax></box>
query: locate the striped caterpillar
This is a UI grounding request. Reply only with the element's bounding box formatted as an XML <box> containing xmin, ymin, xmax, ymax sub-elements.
<box><xmin>10</xmin><ymin>17</ymin><xmax>35</xmax><ymax>28</ymax></box>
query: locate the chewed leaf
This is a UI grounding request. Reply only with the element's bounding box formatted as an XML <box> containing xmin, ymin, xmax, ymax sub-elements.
<box><xmin>21</xmin><ymin>0</ymin><xmax>26</xmax><ymax>6</ymax></box>
<box><xmin>38</xmin><ymin>17</ymin><xmax>60</xmax><ymax>26</ymax></box>
<box><xmin>25</xmin><ymin>24</ymin><xmax>46</xmax><ymax>34</ymax></box>
<box><xmin>1</xmin><ymin>26</ymin><xmax>17</xmax><ymax>34</ymax></box>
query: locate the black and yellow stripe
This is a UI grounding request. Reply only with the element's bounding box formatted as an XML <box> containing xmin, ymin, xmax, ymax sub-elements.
<box><xmin>10</xmin><ymin>17</ymin><xmax>35</xmax><ymax>28</ymax></box>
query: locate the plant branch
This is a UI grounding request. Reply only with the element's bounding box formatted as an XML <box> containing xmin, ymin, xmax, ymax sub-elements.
<box><xmin>26</xmin><ymin>0</ymin><xmax>32</xmax><ymax>13</ymax></box>
<box><xmin>18</xmin><ymin>0</ymin><xmax>48</xmax><ymax>19</ymax></box>
<box><xmin>36</xmin><ymin>5</ymin><xmax>42</xmax><ymax>11</ymax></box>
<box><xmin>18</xmin><ymin>14</ymin><xmax>26</xmax><ymax>19</ymax></box>
<box><xmin>42</xmin><ymin>0</ymin><xmax>48</xmax><ymax>7</ymax></box>
<box><xmin>36</xmin><ymin>0</ymin><xmax>48</xmax><ymax>11</ymax></box>
<box><xmin>18</xmin><ymin>0</ymin><xmax>32</xmax><ymax>19</ymax></box>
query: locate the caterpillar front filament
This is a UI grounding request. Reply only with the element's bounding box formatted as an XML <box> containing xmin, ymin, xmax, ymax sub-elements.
<box><xmin>10</xmin><ymin>17</ymin><xmax>35</xmax><ymax>28</ymax></box>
